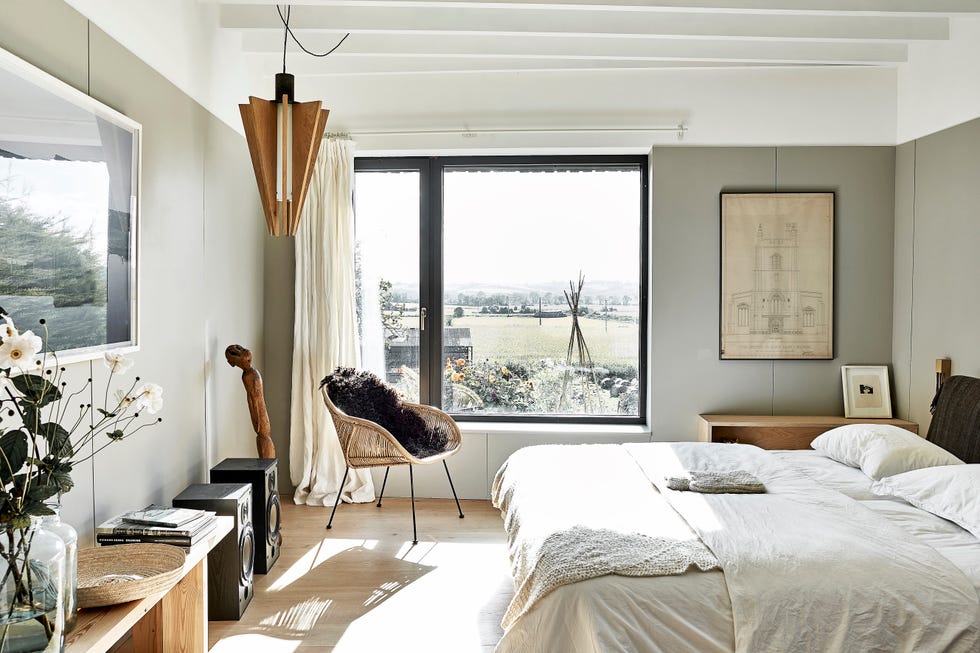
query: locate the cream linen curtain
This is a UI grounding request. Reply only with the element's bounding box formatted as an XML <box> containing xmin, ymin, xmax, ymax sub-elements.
<box><xmin>290</xmin><ymin>137</ymin><xmax>374</xmax><ymax>506</ymax></box>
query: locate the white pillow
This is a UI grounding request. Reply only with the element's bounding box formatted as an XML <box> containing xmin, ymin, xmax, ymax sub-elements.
<box><xmin>871</xmin><ymin>465</ymin><xmax>980</xmax><ymax>539</ymax></box>
<box><xmin>810</xmin><ymin>423</ymin><xmax>963</xmax><ymax>480</ymax></box>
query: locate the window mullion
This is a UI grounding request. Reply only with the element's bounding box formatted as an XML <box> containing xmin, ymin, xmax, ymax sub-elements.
<box><xmin>424</xmin><ymin>160</ymin><xmax>446</xmax><ymax>407</ymax></box>
<box><xmin>421</xmin><ymin>158</ymin><xmax>444</xmax><ymax>408</ymax></box>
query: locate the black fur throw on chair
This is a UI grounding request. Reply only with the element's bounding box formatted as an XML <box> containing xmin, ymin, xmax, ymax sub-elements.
<box><xmin>320</xmin><ymin>367</ymin><xmax>451</xmax><ymax>458</ymax></box>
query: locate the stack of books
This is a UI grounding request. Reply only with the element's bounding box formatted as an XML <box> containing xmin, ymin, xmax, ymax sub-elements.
<box><xmin>97</xmin><ymin>505</ymin><xmax>217</xmax><ymax>551</ymax></box>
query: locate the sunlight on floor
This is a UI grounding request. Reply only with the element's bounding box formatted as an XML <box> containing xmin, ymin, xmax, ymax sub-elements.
<box><xmin>395</xmin><ymin>539</ymin><xmax>437</xmax><ymax>563</ymax></box>
<box><xmin>209</xmin><ymin>500</ymin><xmax>511</xmax><ymax>652</ymax></box>
<box><xmin>364</xmin><ymin>580</ymin><xmax>408</xmax><ymax>608</ymax></box>
<box><xmin>259</xmin><ymin>597</ymin><xmax>333</xmax><ymax>632</ymax></box>
<box><xmin>269</xmin><ymin>538</ymin><xmax>380</xmax><ymax>592</ymax></box>
<box><xmin>334</xmin><ymin>541</ymin><xmax>510</xmax><ymax>653</ymax></box>
<box><xmin>209</xmin><ymin>634</ymin><xmax>301</xmax><ymax>653</ymax></box>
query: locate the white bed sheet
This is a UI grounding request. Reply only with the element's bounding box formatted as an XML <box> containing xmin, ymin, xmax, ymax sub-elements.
<box><xmin>770</xmin><ymin>450</ymin><xmax>886</xmax><ymax>500</ymax></box>
<box><xmin>775</xmin><ymin>450</ymin><xmax>980</xmax><ymax>594</ymax></box>
<box><xmin>496</xmin><ymin>448</ymin><xmax>980</xmax><ymax>653</ymax></box>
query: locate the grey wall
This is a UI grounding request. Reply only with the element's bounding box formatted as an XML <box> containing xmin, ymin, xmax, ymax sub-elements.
<box><xmin>263</xmin><ymin>239</ymin><xmax>295</xmax><ymax>480</ymax></box>
<box><xmin>893</xmin><ymin>119</ymin><xmax>980</xmax><ymax>432</ymax></box>
<box><xmin>203</xmin><ymin>112</ymin><xmax>269</xmax><ymax>466</ymax></box>
<box><xmin>0</xmin><ymin>0</ymin><xmax>265</xmax><ymax>544</ymax></box>
<box><xmin>651</xmin><ymin>146</ymin><xmax>897</xmax><ymax>439</ymax></box>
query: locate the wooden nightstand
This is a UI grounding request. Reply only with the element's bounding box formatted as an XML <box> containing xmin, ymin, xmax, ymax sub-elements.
<box><xmin>697</xmin><ymin>415</ymin><xmax>919</xmax><ymax>450</ymax></box>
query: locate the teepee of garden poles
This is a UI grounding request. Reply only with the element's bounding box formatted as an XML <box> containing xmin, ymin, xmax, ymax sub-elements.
<box><xmin>558</xmin><ymin>273</ymin><xmax>600</xmax><ymax>412</ymax></box>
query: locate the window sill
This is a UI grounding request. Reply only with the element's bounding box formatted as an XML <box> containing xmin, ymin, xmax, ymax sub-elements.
<box><xmin>457</xmin><ymin>421</ymin><xmax>651</xmax><ymax>436</ymax></box>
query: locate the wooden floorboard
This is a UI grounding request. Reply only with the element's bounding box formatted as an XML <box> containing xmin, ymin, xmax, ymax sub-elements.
<box><xmin>209</xmin><ymin>499</ymin><xmax>511</xmax><ymax>652</ymax></box>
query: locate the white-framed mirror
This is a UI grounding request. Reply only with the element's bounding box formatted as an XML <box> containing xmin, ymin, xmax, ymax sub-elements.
<box><xmin>0</xmin><ymin>46</ymin><xmax>141</xmax><ymax>363</ymax></box>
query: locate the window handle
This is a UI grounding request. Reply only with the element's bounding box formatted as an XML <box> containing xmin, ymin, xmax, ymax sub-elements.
<box><xmin>420</xmin><ymin>307</ymin><xmax>427</xmax><ymax>332</ymax></box>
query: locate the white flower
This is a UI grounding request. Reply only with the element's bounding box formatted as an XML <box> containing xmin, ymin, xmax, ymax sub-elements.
<box><xmin>104</xmin><ymin>352</ymin><xmax>135</xmax><ymax>374</ymax></box>
<box><xmin>114</xmin><ymin>388</ymin><xmax>134</xmax><ymax>408</ymax></box>
<box><xmin>1</xmin><ymin>316</ymin><xmax>16</xmax><ymax>339</ymax></box>
<box><xmin>131</xmin><ymin>383</ymin><xmax>164</xmax><ymax>414</ymax></box>
<box><xmin>0</xmin><ymin>330</ymin><xmax>43</xmax><ymax>371</ymax></box>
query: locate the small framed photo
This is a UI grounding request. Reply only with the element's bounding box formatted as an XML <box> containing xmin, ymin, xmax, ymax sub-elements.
<box><xmin>841</xmin><ymin>365</ymin><xmax>892</xmax><ymax>419</ymax></box>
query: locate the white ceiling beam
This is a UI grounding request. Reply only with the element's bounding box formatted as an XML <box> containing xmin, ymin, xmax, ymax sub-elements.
<box><xmin>209</xmin><ymin>0</ymin><xmax>980</xmax><ymax>18</ymax></box>
<box><xmin>241</xmin><ymin>32</ymin><xmax>908</xmax><ymax>64</ymax></box>
<box><xmin>220</xmin><ymin>5</ymin><xmax>949</xmax><ymax>41</ymax></box>
<box><xmin>250</xmin><ymin>55</ymin><xmax>799</xmax><ymax>75</ymax></box>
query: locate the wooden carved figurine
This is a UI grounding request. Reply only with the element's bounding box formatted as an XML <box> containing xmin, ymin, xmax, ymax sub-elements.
<box><xmin>225</xmin><ymin>344</ymin><xmax>276</xmax><ymax>459</ymax></box>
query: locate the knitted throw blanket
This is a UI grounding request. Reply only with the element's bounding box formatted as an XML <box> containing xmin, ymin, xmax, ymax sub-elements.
<box><xmin>493</xmin><ymin>444</ymin><xmax>719</xmax><ymax>630</ymax></box>
<box><xmin>504</xmin><ymin>526</ymin><xmax>718</xmax><ymax>628</ymax></box>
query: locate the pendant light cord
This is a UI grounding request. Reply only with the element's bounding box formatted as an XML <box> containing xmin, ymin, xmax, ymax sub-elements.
<box><xmin>277</xmin><ymin>4</ymin><xmax>350</xmax><ymax>73</ymax></box>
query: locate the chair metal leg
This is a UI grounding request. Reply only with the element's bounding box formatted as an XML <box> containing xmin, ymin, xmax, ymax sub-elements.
<box><xmin>444</xmin><ymin>460</ymin><xmax>464</xmax><ymax>519</ymax></box>
<box><xmin>326</xmin><ymin>466</ymin><xmax>350</xmax><ymax>530</ymax></box>
<box><xmin>409</xmin><ymin>465</ymin><xmax>418</xmax><ymax>545</ymax></box>
<box><xmin>376</xmin><ymin>467</ymin><xmax>390</xmax><ymax>507</ymax></box>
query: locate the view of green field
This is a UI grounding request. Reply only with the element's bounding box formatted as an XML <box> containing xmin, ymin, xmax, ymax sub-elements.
<box><xmin>449</xmin><ymin>308</ymin><xmax>639</xmax><ymax>368</ymax></box>
<box><xmin>378</xmin><ymin>302</ymin><xmax>640</xmax><ymax>414</ymax></box>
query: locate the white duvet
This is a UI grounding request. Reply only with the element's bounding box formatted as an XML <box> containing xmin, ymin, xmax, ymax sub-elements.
<box><xmin>494</xmin><ymin>443</ymin><xmax>980</xmax><ymax>653</ymax></box>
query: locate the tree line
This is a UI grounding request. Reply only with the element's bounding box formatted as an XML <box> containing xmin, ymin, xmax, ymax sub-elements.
<box><xmin>446</xmin><ymin>291</ymin><xmax>635</xmax><ymax>307</ymax></box>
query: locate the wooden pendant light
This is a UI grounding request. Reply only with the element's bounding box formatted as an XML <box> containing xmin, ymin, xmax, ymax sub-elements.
<box><xmin>240</xmin><ymin>73</ymin><xmax>329</xmax><ymax>236</ymax></box>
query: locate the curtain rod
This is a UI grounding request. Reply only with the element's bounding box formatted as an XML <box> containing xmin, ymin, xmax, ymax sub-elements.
<box><xmin>329</xmin><ymin>124</ymin><xmax>687</xmax><ymax>139</ymax></box>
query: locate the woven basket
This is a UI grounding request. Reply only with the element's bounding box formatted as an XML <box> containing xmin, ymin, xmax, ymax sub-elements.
<box><xmin>77</xmin><ymin>544</ymin><xmax>187</xmax><ymax>608</ymax></box>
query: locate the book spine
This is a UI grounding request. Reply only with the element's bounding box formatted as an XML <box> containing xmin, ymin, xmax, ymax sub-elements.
<box><xmin>98</xmin><ymin>526</ymin><xmax>196</xmax><ymax>537</ymax></box>
<box><xmin>97</xmin><ymin>539</ymin><xmax>190</xmax><ymax>553</ymax></box>
<box><xmin>96</xmin><ymin>534</ymin><xmax>194</xmax><ymax>546</ymax></box>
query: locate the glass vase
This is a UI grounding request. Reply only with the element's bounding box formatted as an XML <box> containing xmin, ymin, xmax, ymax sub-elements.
<box><xmin>0</xmin><ymin>518</ymin><xmax>66</xmax><ymax>652</ymax></box>
<box><xmin>41</xmin><ymin>504</ymin><xmax>77</xmax><ymax>633</ymax></box>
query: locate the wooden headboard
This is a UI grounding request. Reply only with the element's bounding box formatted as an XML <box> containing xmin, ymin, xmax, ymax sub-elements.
<box><xmin>926</xmin><ymin>375</ymin><xmax>980</xmax><ymax>464</ymax></box>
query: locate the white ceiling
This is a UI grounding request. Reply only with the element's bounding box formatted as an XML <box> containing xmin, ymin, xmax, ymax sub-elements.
<box><xmin>64</xmin><ymin>0</ymin><xmax>980</xmax><ymax>151</ymax></box>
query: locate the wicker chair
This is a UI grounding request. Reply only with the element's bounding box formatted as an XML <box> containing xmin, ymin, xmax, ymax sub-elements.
<box><xmin>322</xmin><ymin>387</ymin><xmax>464</xmax><ymax>545</ymax></box>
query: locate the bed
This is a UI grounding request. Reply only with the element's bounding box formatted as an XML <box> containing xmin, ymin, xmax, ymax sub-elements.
<box><xmin>492</xmin><ymin>375</ymin><xmax>980</xmax><ymax>653</ymax></box>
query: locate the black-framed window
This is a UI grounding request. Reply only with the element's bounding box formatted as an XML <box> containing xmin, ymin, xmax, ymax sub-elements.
<box><xmin>353</xmin><ymin>155</ymin><xmax>648</xmax><ymax>424</ymax></box>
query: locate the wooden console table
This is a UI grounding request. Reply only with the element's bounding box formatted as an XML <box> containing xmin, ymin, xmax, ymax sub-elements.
<box><xmin>698</xmin><ymin>415</ymin><xmax>919</xmax><ymax>450</ymax></box>
<box><xmin>67</xmin><ymin>516</ymin><xmax>233</xmax><ymax>653</ymax></box>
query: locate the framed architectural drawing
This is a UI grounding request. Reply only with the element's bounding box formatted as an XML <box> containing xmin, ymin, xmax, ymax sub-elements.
<box><xmin>720</xmin><ymin>192</ymin><xmax>834</xmax><ymax>360</ymax></box>
<box><xmin>841</xmin><ymin>365</ymin><xmax>892</xmax><ymax>418</ymax></box>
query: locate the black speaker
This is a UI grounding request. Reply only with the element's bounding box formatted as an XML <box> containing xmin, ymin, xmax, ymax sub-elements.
<box><xmin>173</xmin><ymin>483</ymin><xmax>254</xmax><ymax>620</ymax></box>
<box><xmin>210</xmin><ymin>458</ymin><xmax>281</xmax><ymax>574</ymax></box>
